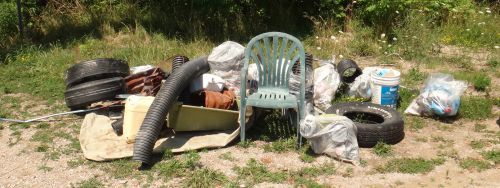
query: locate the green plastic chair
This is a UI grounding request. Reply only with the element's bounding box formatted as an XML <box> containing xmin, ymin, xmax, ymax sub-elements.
<box><xmin>239</xmin><ymin>32</ymin><xmax>306</xmax><ymax>146</ymax></box>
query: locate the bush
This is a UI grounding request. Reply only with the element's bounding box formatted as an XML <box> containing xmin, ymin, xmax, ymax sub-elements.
<box><xmin>0</xmin><ymin>2</ymin><xmax>18</xmax><ymax>39</ymax></box>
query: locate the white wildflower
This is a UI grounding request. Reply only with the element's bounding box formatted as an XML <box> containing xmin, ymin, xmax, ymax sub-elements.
<box><xmin>380</xmin><ymin>33</ymin><xmax>386</xmax><ymax>39</ymax></box>
<box><xmin>486</xmin><ymin>10</ymin><xmax>491</xmax><ymax>14</ymax></box>
<box><xmin>338</xmin><ymin>30</ymin><xmax>344</xmax><ymax>34</ymax></box>
<box><xmin>330</xmin><ymin>35</ymin><xmax>336</xmax><ymax>40</ymax></box>
<box><xmin>353</xmin><ymin>1</ymin><xmax>357</xmax><ymax>3</ymax></box>
<box><xmin>466</xmin><ymin>29</ymin><xmax>470</xmax><ymax>31</ymax></box>
<box><xmin>315</xmin><ymin>36</ymin><xmax>319</xmax><ymax>39</ymax></box>
<box><xmin>392</xmin><ymin>37</ymin><xmax>397</xmax><ymax>41</ymax></box>
<box><xmin>384</xmin><ymin>52</ymin><xmax>388</xmax><ymax>55</ymax></box>
<box><xmin>339</xmin><ymin>55</ymin><xmax>344</xmax><ymax>59</ymax></box>
<box><xmin>481</xmin><ymin>33</ymin><xmax>484</xmax><ymax>35</ymax></box>
<box><xmin>495</xmin><ymin>46</ymin><xmax>499</xmax><ymax>49</ymax></box>
<box><xmin>479</xmin><ymin>11</ymin><xmax>484</xmax><ymax>14</ymax></box>
<box><xmin>388</xmin><ymin>44</ymin><xmax>392</xmax><ymax>48</ymax></box>
<box><xmin>382</xmin><ymin>41</ymin><xmax>386</xmax><ymax>43</ymax></box>
<box><xmin>316</xmin><ymin>46</ymin><xmax>321</xmax><ymax>50</ymax></box>
<box><xmin>396</xmin><ymin>10</ymin><xmax>399</xmax><ymax>14</ymax></box>
<box><xmin>412</xmin><ymin>36</ymin><xmax>417</xmax><ymax>39</ymax></box>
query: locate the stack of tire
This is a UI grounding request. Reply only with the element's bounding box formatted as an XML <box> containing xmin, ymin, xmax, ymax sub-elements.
<box><xmin>64</xmin><ymin>59</ymin><xmax>130</xmax><ymax>109</ymax></box>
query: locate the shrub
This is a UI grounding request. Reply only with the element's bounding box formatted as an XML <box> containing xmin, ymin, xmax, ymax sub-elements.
<box><xmin>0</xmin><ymin>2</ymin><xmax>18</xmax><ymax>39</ymax></box>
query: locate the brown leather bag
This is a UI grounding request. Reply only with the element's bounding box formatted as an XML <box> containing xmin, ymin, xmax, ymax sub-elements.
<box><xmin>124</xmin><ymin>68</ymin><xmax>165</xmax><ymax>96</ymax></box>
<box><xmin>200</xmin><ymin>89</ymin><xmax>237</xmax><ymax>110</ymax></box>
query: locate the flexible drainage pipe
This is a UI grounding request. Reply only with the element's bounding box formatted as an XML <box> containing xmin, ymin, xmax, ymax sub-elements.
<box><xmin>132</xmin><ymin>57</ymin><xmax>210</xmax><ymax>165</ymax></box>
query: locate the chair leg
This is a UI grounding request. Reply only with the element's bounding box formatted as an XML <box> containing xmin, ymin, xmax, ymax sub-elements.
<box><xmin>239</xmin><ymin>104</ymin><xmax>247</xmax><ymax>143</ymax></box>
<box><xmin>295</xmin><ymin>108</ymin><xmax>302</xmax><ymax>148</ymax></box>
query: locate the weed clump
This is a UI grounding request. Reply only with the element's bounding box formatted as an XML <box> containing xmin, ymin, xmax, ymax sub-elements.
<box><xmin>459</xmin><ymin>158</ymin><xmax>492</xmax><ymax>171</ymax></box>
<box><xmin>183</xmin><ymin>168</ymin><xmax>228</xmax><ymax>187</ymax></box>
<box><xmin>373</xmin><ymin>141</ymin><xmax>393</xmax><ymax>157</ymax></box>
<box><xmin>376</xmin><ymin>158</ymin><xmax>445</xmax><ymax>174</ymax></box>
<box><xmin>481</xmin><ymin>150</ymin><xmax>500</xmax><ymax>164</ymax></box>
<box><xmin>459</xmin><ymin>97</ymin><xmax>493</xmax><ymax>120</ymax></box>
<box><xmin>472</xmin><ymin>74</ymin><xmax>491</xmax><ymax>91</ymax></box>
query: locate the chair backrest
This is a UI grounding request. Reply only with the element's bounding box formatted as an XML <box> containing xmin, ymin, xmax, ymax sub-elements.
<box><xmin>244</xmin><ymin>32</ymin><xmax>306</xmax><ymax>91</ymax></box>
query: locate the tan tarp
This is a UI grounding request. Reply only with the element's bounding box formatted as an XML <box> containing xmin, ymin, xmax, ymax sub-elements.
<box><xmin>80</xmin><ymin>108</ymin><xmax>255</xmax><ymax>161</ymax></box>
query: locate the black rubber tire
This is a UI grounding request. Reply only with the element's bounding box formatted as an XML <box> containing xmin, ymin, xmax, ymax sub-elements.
<box><xmin>133</xmin><ymin>57</ymin><xmax>210</xmax><ymax>165</ymax></box>
<box><xmin>65</xmin><ymin>58</ymin><xmax>129</xmax><ymax>87</ymax></box>
<box><xmin>64</xmin><ymin>77</ymin><xmax>125</xmax><ymax>109</ymax></box>
<box><xmin>325</xmin><ymin>102</ymin><xmax>404</xmax><ymax>148</ymax></box>
<box><xmin>336</xmin><ymin>59</ymin><xmax>362</xmax><ymax>83</ymax></box>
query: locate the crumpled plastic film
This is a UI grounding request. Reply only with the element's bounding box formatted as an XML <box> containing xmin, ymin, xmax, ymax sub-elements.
<box><xmin>300</xmin><ymin>114</ymin><xmax>359</xmax><ymax>163</ymax></box>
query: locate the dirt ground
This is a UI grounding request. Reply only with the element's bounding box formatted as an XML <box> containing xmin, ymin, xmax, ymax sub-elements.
<box><xmin>1</xmin><ymin>54</ymin><xmax>499</xmax><ymax>187</ymax></box>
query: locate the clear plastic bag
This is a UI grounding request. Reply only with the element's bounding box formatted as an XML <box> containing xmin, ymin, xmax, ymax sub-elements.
<box><xmin>348</xmin><ymin>67</ymin><xmax>378</xmax><ymax>99</ymax></box>
<box><xmin>313</xmin><ymin>61</ymin><xmax>340</xmax><ymax>111</ymax></box>
<box><xmin>290</xmin><ymin>64</ymin><xmax>314</xmax><ymax>102</ymax></box>
<box><xmin>300</xmin><ymin>114</ymin><xmax>359</xmax><ymax>163</ymax></box>
<box><xmin>404</xmin><ymin>73</ymin><xmax>467</xmax><ymax>116</ymax></box>
<box><xmin>208</xmin><ymin>41</ymin><xmax>245</xmax><ymax>94</ymax></box>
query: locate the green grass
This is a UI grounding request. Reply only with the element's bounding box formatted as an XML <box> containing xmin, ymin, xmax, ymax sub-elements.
<box><xmin>38</xmin><ymin>165</ymin><xmax>53</xmax><ymax>172</ymax></box>
<box><xmin>153</xmin><ymin>151</ymin><xmax>201</xmax><ymax>182</ymax></box>
<box><xmin>234</xmin><ymin>158</ymin><xmax>287</xmax><ymax>186</ymax></box>
<box><xmin>404</xmin><ymin>67</ymin><xmax>427</xmax><ymax>86</ymax></box>
<box><xmin>481</xmin><ymin>149</ymin><xmax>500</xmax><ymax>164</ymax></box>
<box><xmin>376</xmin><ymin>158</ymin><xmax>445</xmax><ymax>174</ymax></box>
<box><xmin>183</xmin><ymin>168</ymin><xmax>229</xmax><ymax>187</ymax></box>
<box><xmin>218</xmin><ymin>152</ymin><xmax>235</xmax><ymax>162</ymax></box>
<box><xmin>0</xmin><ymin>26</ymin><xmax>213</xmax><ymax>102</ymax></box>
<box><xmin>299</xmin><ymin>145</ymin><xmax>317</xmax><ymax>163</ymax></box>
<box><xmin>459</xmin><ymin>158</ymin><xmax>492</xmax><ymax>171</ymax></box>
<box><xmin>459</xmin><ymin>97</ymin><xmax>493</xmax><ymax>120</ymax></box>
<box><xmin>73</xmin><ymin>177</ymin><xmax>104</xmax><ymax>188</ymax></box>
<box><xmin>398</xmin><ymin>87</ymin><xmax>419</xmax><ymax>113</ymax></box>
<box><xmin>263</xmin><ymin>138</ymin><xmax>296</xmax><ymax>153</ymax></box>
<box><xmin>406</xmin><ymin>116</ymin><xmax>426</xmax><ymax>130</ymax></box>
<box><xmin>441</xmin><ymin>10</ymin><xmax>500</xmax><ymax>49</ymax></box>
<box><xmin>470</xmin><ymin>140</ymin><xmax>487</xmax><ymax>150</ymax></box>
<box><xmin>373</xmin><ymin>142</ymin><xmax>393</xmax><ymax>157</ymax></box>
<box><xmin>472</xmin><ymin>74</ymin><xmax>491</xmax><ymax>91</ymax></box>
<box><xmin>234</xmin><ymin>158</ymin><xmax>335</xmax><ymax>187</ymax></box>
<box><xmin>473</xmin><ymin>123</ymin><xmax>487</xmax><ymax>132</ymax></box>
<box><xmin>487</xmin><ymin>59</ymin><xmax>498</xmax><ymax>68</ymax></box>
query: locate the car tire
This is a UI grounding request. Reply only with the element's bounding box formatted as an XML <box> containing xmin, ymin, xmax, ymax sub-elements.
<box><xmin>64</xmin><ymin>77</ymin><xmax>125</xmax><ymax>109</ymax></box>
<box><xmin>65</xmin><ymin>58</ymin><xmax>129</xmax><ymax>87</ymax></box>
<box><xmin>325</xmin><ymin>102</ymin><xmax>405</xmax><ymax>148</ymax></box>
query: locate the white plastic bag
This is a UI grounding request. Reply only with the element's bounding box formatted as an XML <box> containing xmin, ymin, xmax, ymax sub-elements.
<box><xmin>300</xmin><ymin>114</ymin><xmax>359</xmax><ymax>163</ymax></box>
<box><xmin>404</xmin><ymin>73</ymin><xmax>467</xmax><ymax>116</ymax></box>
<box><xmin>208</xmin><ymin>41</ymin><xmax>245</xmax><ymax>94</ymax></box>
<box><xmin>313</xmin><ymin>61</ymin><xmax>340</xmax><ymax>111</ymax></box>
<box><xmin>348</xmin><ymin>67</ymin><xmax>378</xmax><ymax>99</ymax></box>
<box><xmin>189</xmin><ymin>74</ymin><xmax>225</xmax><ymax>93</ymax></box>
<box><xmin>130</xmin><ymin>65</ymin><xmax>154</xmax><ymax>74</ymax></box>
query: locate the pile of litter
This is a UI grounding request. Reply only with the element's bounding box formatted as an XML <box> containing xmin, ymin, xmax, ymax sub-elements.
<box><xmin>0</xmin><ymin>32</ymin><xmax>470</xmax><ymax>169</ymax></box>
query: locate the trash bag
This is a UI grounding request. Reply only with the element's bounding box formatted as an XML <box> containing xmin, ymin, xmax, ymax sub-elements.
<box><xmin>405</xmin><ymin>73</ymin><xmax>467</xmax><ymax>116</ymax></box>
<box><xmin>246</xmin><ymin>63</ymin><xmax>259</xmax><ymax>95</ymax></box>
<box><xmin>208</xmin><ymin>41</ymin><xmax>245</xmax><ymax>94</ymax></box>
<box><xmin>189</xmin><ymin>74</ymin><xmax>225</xmax><ymax>93</ymax></box>
<box><xmin>290</xmin><ymin>63</ymin><xmax>314</xmax><ymax>102</ymax></box>
<box><xmin>300</xmin><ymin>114</ymin><xmax>359</xmax><ymax>163</ymax></box>
<box><xmin>313</xmin><ymin>61</ymin><xmax>340</xmax><ymax>111</ymax></box>
<box><xmin>348</xmin><ymin>67</ymin><xmax>378</xmax><ymax>99</ymax></box>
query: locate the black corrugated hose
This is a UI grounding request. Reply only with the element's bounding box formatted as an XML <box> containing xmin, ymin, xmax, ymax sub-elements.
<box><xmin>133</xmin><ymin>57</ymin><xmax>210</xmax><ymax>165</ymax></box>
